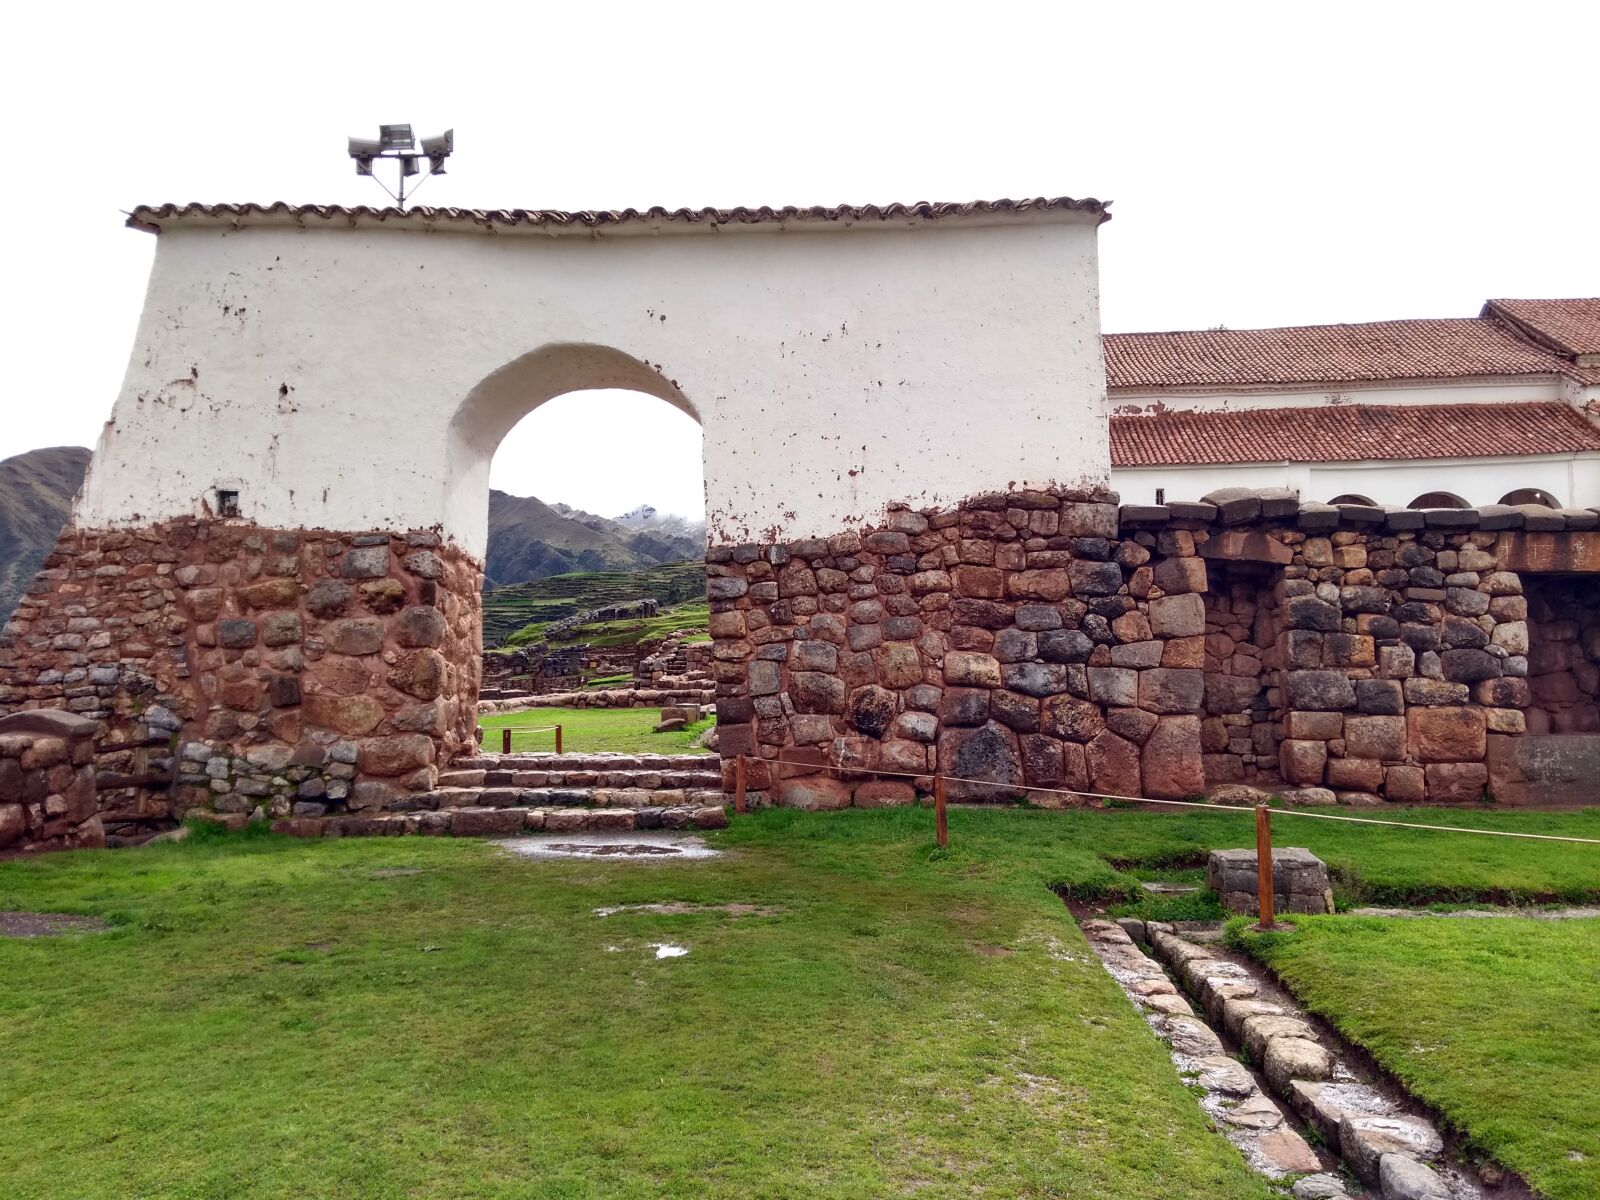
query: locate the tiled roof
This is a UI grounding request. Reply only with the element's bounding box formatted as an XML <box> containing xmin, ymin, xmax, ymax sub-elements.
<box><xmin>1482</xmin><ymin>298</ymin><xmax>1600</xmax><ymax>357</ymax></box>
<box><xmin>1109</xmin><ymin>402</ymin><xmax>1600</xmax><ymax>467</ymax></box>
<box><xmin>1104</xmin><ymin>318</ymin><xmax>1572</xmax><ymax>389</ymax></box>
<box><xmin>126</xmin><ymin>196</ymin><xmax>1111</xmax><ymax>234</ymax></box>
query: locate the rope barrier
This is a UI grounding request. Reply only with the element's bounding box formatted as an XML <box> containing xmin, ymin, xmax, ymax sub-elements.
<box><xmin>751</xmin><ymin>756</ymin><xmax>1600</xmax><ymax>846</ymax></box>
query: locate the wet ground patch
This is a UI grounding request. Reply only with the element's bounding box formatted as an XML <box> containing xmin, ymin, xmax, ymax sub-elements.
<box><xmin>501</xmin><ymin>832</ymin><xmax>722</xmax><ymax>861</ymax></box>
<box><xmin>0</xmin><ymin>912</ymin><xmax>111</xmax><ymax>938</ymax></box>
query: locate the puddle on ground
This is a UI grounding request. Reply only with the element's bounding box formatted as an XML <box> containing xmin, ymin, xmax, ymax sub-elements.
<box><xmin>649</xmin><ymin>943</ymin><xmax>690</xmax><ymax>959</ymax></box>
<box><xmin>501</xmin><ymin>833</ymin><xmax>722</xmax><ymax>861</ymax></box>
<box><xmin>592</xmin><ymin>902</ymin><xmax>780</xmax><ymax>917</ymax></box>
<box><xmin>0</xmin><ymin>912</ymin><xmax>112</xmax><ymax>938</ymax></box>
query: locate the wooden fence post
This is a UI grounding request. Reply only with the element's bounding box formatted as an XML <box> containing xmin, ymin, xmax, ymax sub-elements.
<box><xmin>734</xmin><ymin>754</ymin><xmax>747</xmax><ymax>814</ymax></box>
<box><xmin>1255</xmin><ymin>803</ymin><xmax>1275</xmax><ymax>930</ymax></box>
<box><xmin>935</xmin><ymin>773</ymin><xmax>949</xmax><ymax>848</ymax></box>
<box><xmin>502</xmin><ymin>727</ymin><xmax>511</xmax><ymax>754</ymax></box>
<box><xmin>555</xmin><ymin>724</ymin><xmax>564</xmax><ymax>754</ymax></box>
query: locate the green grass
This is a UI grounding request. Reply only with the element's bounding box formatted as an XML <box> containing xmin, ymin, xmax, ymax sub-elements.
<box><xmin>1233</xmin><ymin>915</ymin><xmax>1600</xmax><ymax>1199</ymax></box>
<box><xmin>0</xmin><ymin>813</ymin><xmax>1286</xmax><ymax>1200</ymax></box>
<box><xmin>478</xmin><ymin>706</ymin><xmax>714</xmax><ymax>754</ymax></box>
<box><xmin>4</xmin><ymin>804</ymin><xmax>1595</xmax><ymax>1199</ymax></box>
<box><xmin>503</xmin><ymin>602</ymin><xmax>711</xmax><ymax>650</ymax></box>
<box><xmin>484</xmin><ymin>563</ymin><xmax>705</xmax><ymax>645</ymax></box>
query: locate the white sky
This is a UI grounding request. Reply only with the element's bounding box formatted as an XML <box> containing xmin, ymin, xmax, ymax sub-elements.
<box><xmin>3</xmin><ymin>1</ymin><xmax>1596</xmax><ymax>520</ymax></box>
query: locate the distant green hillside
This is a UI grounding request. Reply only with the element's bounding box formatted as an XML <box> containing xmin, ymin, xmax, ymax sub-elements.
<box><xmin>505</xmin><ymin>602</ymin><xmax>711</xmax><ymax>650</ymax></box>
<box><xmin>0</xmin><ymin>446</ymin><xmax>91</xmax><ymax>622</ymax></box>
<box><xmin>482</xmin><ymin>561</ymin><xmax>706</xmax><ymax>645</ymax></box>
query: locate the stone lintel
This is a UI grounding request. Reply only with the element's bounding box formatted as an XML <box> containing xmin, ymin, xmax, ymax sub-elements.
<box><xmin>1497</xmin><ymin>531</ymin><xmax>1600</xmax><ymax>573</ymax></box>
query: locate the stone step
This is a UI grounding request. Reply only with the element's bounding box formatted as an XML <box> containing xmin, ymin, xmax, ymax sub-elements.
<box><xmin>394</xmin><ymin>785</ymin><xmax>726</xmax><ymax>811</ymax></box>
<box><xmin>440</xmin><ymin>766</ymin><xmax>722</xmax><ymax>791</ymax></box>
<box><xmin>269</xmin><ymin>803</ymin><xmax>729</xmax><ymax>840</ymax></box>
<box><xmin>454</xmin><ymin>752</ymin><xmax>716</xmax><ymax>772</ymax></box>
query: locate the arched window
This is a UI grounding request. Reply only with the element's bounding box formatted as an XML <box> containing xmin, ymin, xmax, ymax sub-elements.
<box><xmin>1329</xmin><ymin>493</ymin><xmax>1377</xmax><ymax>506</ymax></box>
<box><xmin>1499</xmin><ymin>488</ymin><xmax>1558</xmax><ymax>508</ymax></box>
<box><xmin>1407</xmin><ymin>491</ymin><xmax>1469</xmax><ymax>510</ymax></box>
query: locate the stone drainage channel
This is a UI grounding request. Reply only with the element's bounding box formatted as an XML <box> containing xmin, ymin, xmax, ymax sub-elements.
<box><xmin>1079</xmin><ymin>918</ymin><xmax>1528</xmax><ymax>1200</ymax></box>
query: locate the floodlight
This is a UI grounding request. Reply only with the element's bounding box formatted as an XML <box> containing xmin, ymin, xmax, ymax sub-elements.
<box><xmin>379</xmin><ymin>124</ymin><xmax>415</xmax><ymax>151</ymax></box>
<box><xmin>354</xmin><ymin>157</ymin><xmax>373</xmax><ymax>177</ymax></box>
<box><xmin>400</xmin><ymin>155</ymin><xmax>419</xmax><ymax>177</ymax></box>
<box><xmin>347</xmin><ymin>136</ymin><xmax>381</xmax><ymax>158</ymax></box>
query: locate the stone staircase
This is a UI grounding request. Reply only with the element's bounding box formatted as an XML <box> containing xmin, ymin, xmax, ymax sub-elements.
<box><xmin>267</xmin><ymin>752</ymin><xmax>727</xmax><ymax>840</ymax></box>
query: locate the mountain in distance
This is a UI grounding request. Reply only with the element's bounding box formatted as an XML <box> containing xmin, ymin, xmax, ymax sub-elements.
<box><xmin>0</xmin><ymin>446</ymin><xmax>92</xmax><ymax>621</ymax></box>
<box><xmin>485</xmin><ymin>492</ymin><xmax>704</xmax><ymax>588</ymax></box>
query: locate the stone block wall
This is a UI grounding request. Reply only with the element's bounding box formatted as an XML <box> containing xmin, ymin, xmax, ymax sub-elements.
<box><xmin>709</xmin><ymin>490</ymin><xmax>1600</xmax><ymax>808</ymax></box>
<box><xmin>0</xmin><ymin>710</ymin><xmax>103</xmax><ymax>854</ymax></box>
<box><xmin>707</xmin><ymin>486</ymin><xmax>1222</xmax><ymax>808</ymax></box>
<box><xmin>7</xmin><ymin>492</ymin><xmax>1600</xmax><ymax>840</ymax></box>
<box><xmin>0</xmin><ymin>519</ymin><xmax>481</xmax><ymax>829</ymax></box>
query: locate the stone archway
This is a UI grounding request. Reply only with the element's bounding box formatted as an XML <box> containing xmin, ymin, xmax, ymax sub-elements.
<box><xmin>0</xmin><ymin>198</ymin><xmax>1112</xmax><ymax>831</ymax></box>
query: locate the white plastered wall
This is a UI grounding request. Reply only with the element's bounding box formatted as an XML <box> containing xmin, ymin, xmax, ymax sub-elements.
<box><xmin>1114</xmin><ymin>453</ymin><xmax>1600</xmax><ymax>508</ymax></box>
<box><xmin>78</xmin><ymin>213</ymin><xmax>1108</xmax><ymax>557</ymax></box>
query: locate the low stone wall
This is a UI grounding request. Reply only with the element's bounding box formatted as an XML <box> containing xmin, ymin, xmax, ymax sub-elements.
<box><xmin>0</xmin><ymin>710</ymin><xmax>103</xmax><ymax>854</ymax></box>
<box><xmin>709</xmin><ymin>488</ymin><xmax>1600</xmax><ymax>808</ymax></box>
<box><xmin>7</xmin><ymin>491</ymin><xmax>1600</xmax><ymax>845</ymax></box>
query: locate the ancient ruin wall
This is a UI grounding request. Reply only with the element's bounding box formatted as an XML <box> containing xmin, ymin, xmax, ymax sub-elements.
<box><xmin>0</xmin><ymin>710</ymin><xmax>102</xmax><ymax>854</ymax></box>
<box><xmin>0</xmin><ymin>519</ymin><xmax>481</xmax><ymax>830</ymax></box>
<box><xmin>708</xmin><ymin>492</ymin><xmax>1600</xmax><ymax>809</ymax></box>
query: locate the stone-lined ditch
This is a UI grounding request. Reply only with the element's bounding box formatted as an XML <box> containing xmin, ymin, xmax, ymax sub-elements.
<box><xmin>1079</xmin><ymin>916</ymin><xmax>1535</xmax><ymax>1199</ymax></box>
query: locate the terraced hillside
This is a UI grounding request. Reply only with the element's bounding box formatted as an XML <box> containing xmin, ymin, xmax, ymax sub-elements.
<box><xmin>482</xmin><ymin>561</ymin><xmax>706</xmax><ymax>645</ymax></box>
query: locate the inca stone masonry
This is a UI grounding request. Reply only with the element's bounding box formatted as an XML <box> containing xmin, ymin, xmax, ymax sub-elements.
<box><xmin>3</xmin><ymin>199</ymin><xmax>1597</xmax><ymax>851</ymax></box>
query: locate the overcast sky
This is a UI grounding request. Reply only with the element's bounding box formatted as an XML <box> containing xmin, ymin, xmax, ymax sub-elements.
<box><xmin>4</xmin><ymin>2</ymin><xmax>1596</xmax><ymax>520</ymax></box>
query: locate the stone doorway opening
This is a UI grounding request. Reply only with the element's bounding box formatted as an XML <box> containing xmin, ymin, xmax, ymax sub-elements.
<box><xmin>1200</xmin><ymin>560</ymin><xmax>1283</xmax><ymax>790</ymax></box>
<box><xmin>1486</xmin><ymin>572</ymin><xmax>1600</xmax><ymax>805</ymax></box>
<box><xmin>1521</xmin><ymin>575</ymin><xmax>1600</xmax><ymax>734</ymax></box>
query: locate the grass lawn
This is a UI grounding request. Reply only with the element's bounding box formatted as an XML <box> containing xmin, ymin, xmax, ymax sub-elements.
<box><xmin>478</xmin><ymin>706</ymin><xmax>714</xmax><ymax>755</ymax></box>
<box><xmin>0</xmin><ymin>812</ymin><xmax>1285</xmax><ymax>1200</ymax></box>
<box><xmin>3</xmin><ymin>805</ymin><xmax>1595</xmax><ymax>1198</ymax></box>
<box><xmin>1233</xmin><ymin>915</ymin><xmax>1600</xmax><ymax>1200</ymax></box>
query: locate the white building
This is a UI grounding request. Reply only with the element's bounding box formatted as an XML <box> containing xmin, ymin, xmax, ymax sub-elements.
<box><xmin>1107</xmin><ymin>298</ymin><xmax>1600</xmax><ymax>509</ymax></box>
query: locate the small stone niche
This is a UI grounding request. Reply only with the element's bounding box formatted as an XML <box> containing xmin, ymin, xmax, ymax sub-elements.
<box><xmin>1206</xmin><ymin>847</ymin><xmax>1334</xmax><ymax>915</ymax></box>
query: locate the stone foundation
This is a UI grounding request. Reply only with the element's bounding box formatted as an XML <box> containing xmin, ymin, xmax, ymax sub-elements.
<box><xmin>6</xmin><ymin>491</ymin><xmax>1600</xmax><ymax>846</ymax></box>
<box><xmin>0</xmin><ymin>710</ymin><xmax>103</xmax><ymax>854</ymax></box>
<box><xmin>0</xmin><ymin>519</ymin><xmax>481</xmax><ymax>829</ymax></box>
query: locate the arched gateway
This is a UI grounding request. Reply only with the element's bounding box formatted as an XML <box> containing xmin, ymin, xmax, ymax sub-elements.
<box><xmin>1</xmin><ymin>198</ymin><xmax>1114</xmax><ymax>830</ymax></box>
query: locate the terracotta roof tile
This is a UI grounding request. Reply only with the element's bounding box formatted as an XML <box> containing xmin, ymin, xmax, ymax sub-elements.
<box><xmin>127</xmin><ymin>196</ymin><xmax>1111</xmax><ymax>234</ymax></box>
<box><xmin>1104</xmin><ymin>318</ymin><xmax>1571</xmax><ymax>389</ymax></box>
<box><xmin>1482</xmin><ymin>298</ymin><xmax>1600</xmax><ymax>357</ymax></box>
<box><xmin>1109</xmin><ymin>402</ymin><xmax>1600</xmax><ymax>467</ymax></box>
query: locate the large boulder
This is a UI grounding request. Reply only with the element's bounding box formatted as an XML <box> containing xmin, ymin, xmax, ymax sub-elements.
<box><xmin>937</xmin><ymin>721</ymin><xmax>1021</xmax><ymax>801</ymax></box>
